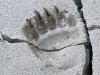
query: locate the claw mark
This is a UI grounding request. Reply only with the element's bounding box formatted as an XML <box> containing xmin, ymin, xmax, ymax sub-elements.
<box><xmin>54</xmin><ymin>6</ymin><xmax>60</xmax><ymax>15</ymax></box>
<box><xmin>34</xmin><ymin>10</ymin><xmax>48</xmax><ymax>34</ymax></box>
<box><xmin>26</xmin><ymin>19</ymin><xmax>33</xmax><ymax>28</ymax></box>
<box><xmin>43</xmin><ymin>8</ymin><xmax>56</xmax><ymax>30</ymax></box>
<box><xmin>43</xmin><ymin>8</ymin><xmax>50</xmax><ymax>17</ymax></box>
<box><xmin>54</xmin><ymin>6</ymin><xmax>67</xmax><ymax>27</ymax></box>
<box><xmin>25</xmin><ymin>20</ymin><xmax>39</xmax><ymax>40</ymax></box>
<box><xmin>34</xmin><ymin>10</ymin><xmax>42</xmax><ymax>20</ymax></box>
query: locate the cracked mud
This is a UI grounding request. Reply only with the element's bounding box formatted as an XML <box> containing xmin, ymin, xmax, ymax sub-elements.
<box><xmin>0</xmin><ymin>6</ymin><xmax>87</xmax><ymax>70</ymax></box>
<box><xmin>0</xmin><ymin>0</ymin><xmax>98</xmax><ymax>75</ymax></box>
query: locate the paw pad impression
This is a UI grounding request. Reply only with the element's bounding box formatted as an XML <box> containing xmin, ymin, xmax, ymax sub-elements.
<box><xmin>23</xmin><ymin>6</ymin><xmax>87</xmax><ymax>68</ymax></box>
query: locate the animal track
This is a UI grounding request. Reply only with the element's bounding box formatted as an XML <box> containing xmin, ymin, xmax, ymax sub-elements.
<box><xmin>23</xmin><ymin>6</ymin><xmax>87</xmax><ymax>51</ymax></box>
<box><xmin>22</xmin><ymin>6</ymin><xmax>87</xmax><ymax>68</ymax></box>
<box><xmin>1</xmin><ymin>6</ymin><xmax>87</xmax><ymax>68</ymax></box>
